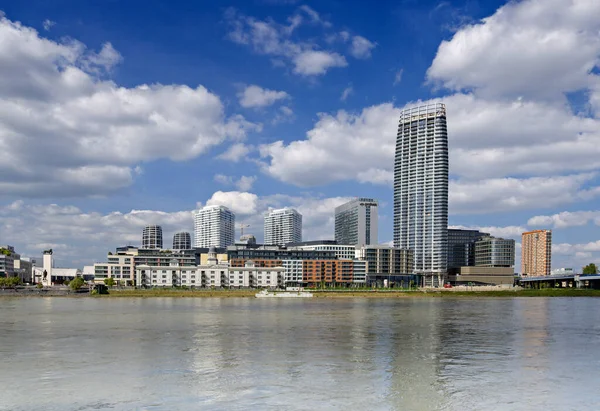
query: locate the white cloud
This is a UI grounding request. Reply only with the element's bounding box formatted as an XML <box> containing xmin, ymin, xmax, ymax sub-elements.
<box><xmin>292</xmin><ymin>50</ymin><xmax>347</xmax><ymax>76</ymax></box>
<box><xmin>449</xmin><ymin>224</ymin><xmax>526</xmax><ymax>239</ymax></box>
<box><xmin>259</xmin><ymin>103</ymin><xmax>398</xmax><ymax>187</ymax></box>
<box><xmin>0</xmin><ymin>15</ymin><xmax>258</xmax><ymax>197</ymax></box>
<box><xmin>216</xmin><ymin>143</ymin><xmax>253</xmax><ymax>162</ymax></box>
<box><xmin>528</xmin><ymin>210</ymin><xmax>600</xmax><ymax>228</ymax></box>
<box><xmin>238</xmin><ymin>85</ymin><xmax>289</xmax><ymax>108</ymax></box>
<box><xmin>214</xmin><ymin>174</ymin><xmax>257</xmax><ymax>191</ymax></box>
<box><xmin>450</xmin><ymin>173</ymin><xmax>600</xmax><ymax>214</ymax></box>
<box><xmin>42</xmin><ymin>19</ymin><xmax>55</xmax><ymax>31</ymax></box>
<box><xmin>225</xmin><ymin>8</ymin><xmax>347</xmax><ymax>76</ymax></box>
<box><xmin>206</xmin><ymin>191</ymin><xmax>259</xmax><ymax>215</ymax></box>
<box><xmin>272</xmin><ymin>106</ymin><xmax>295</xmax><ymax>125</ymax></box>
<box><xmin>350</xmin><ymin>35</ymin><xmax>376</xmax><ymax>59</ymax></box>
<box><xmin>298</xmin><ymin>5</ymin><xmax>331</xmax><ymax>27</ymax></box>
<box><xmin>393</xmin><ymin>69</ymin><xmax>403</xmax><ymax>85</ymax></box>
<box><xmin>340</xmin><ymin>86</ymin><xmax>353</xmax><ymax>101</ymax></box>
<box><xmin>427</xmin><ymin>0</ymin><xmax>600</xmax><ymax>100</ymax></box>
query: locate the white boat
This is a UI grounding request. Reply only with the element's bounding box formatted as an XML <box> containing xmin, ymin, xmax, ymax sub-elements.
<box><xmin>255</xmin><ymin>289</ymin><xmax>313</xmax><ymax>298</ymax></box>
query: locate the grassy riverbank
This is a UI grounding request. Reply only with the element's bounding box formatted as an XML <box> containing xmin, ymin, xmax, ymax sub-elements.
<box><xmin>96</xmin><ymin>288</ymin><xmax>600</xmax><ymax>298</ymax></box>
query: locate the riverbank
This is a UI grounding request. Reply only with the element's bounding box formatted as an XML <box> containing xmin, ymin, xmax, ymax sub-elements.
<box><xmin>2</xmin><ymin>288</ymin><xmax>600</xmax><ymax>298</ymax></box>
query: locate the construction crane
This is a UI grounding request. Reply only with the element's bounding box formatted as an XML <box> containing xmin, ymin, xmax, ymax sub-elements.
<box><xmin>239</xmin><ymin>223</ymin><xmax>250</xmax><ymax>237</ymax></box>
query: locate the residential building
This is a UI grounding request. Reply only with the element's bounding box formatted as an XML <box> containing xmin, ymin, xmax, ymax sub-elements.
<box><xmin>264</xmin><ymin>208</ymin><xmax>302</xmax><ymax>245</ymax></box>
<box><xmin>521</xmin><ymin>230</ymin><xmax>552</xmax><ymax>276</ymax></box>
<box><xmin>335</xmin><ymin>198</ymin><xmax>378</xmax><ymax>246</ymax></box>
<box><xmin>447</xmin><ymin>229</ymin><xmax>489</xmax><ymax>271</ymax></box>
<box><xmin>474</xmin><ymin>236</ymin><xmax>515</xmax><ymax>267</ymax></box>
<box><xmin>289</xmin><ymin>241</ymin><xmax>356</xmax><ymax>260</ymax></box>
<box><xmin>0</xmin><ymin>245</ymin><xmax>19</xmax><ymax>277</ymax></box>
<box><xmin>394</xmin><ymin>103</ymin><xmax>449</xmax><ymax>286</ymax></box>
<box><xmin>172</xmin><ymin>232</ymin><xmax>191</xmax><ymax>250</ymax></box>
<box><xmin>282</xmin><ymin>260</ymin><xmax>303</xmax><ymax>286</ymax></box>
<box><xmin>194</xmin><ymin>205</ymin><xmax>235</xmax><ymax>248</ymax></box>
<box><xmin>302</xmin><ymin>260</ymin><xmax>353</xmax><ymax>286</ymax></box>
<box><xmin>136</xmin><ymin>247</ymin><xmax>228</xmax><ymax>288</ymax></box>
<box><xmin>228</xmin><ymin>261</ymin><xmax>284</xmax><ymax>289</ymax></box>
<box><xmin>355</xmin><ymin>246</ymin><xmax>414</xmax><ymax>276</ymax></box>
<box><xmin>352</xmin><ymin>260</ymin><xmax>367</xmax><ymax>284</ymax></box>
<box><xmin>142</xmin><ymin>225</ymin><xmax>163</xmax><ymax>249</ymax></box>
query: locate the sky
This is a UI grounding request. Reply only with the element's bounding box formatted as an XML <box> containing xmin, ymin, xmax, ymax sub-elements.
<box><xmin>1</xmin><ymin>0</ymin><xmax>600</xmax><ymax>270</ymax></box>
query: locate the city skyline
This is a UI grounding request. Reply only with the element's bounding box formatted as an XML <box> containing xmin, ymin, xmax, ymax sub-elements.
<box><xmin>0</xmin><ymin>0</ymin><xmax>599</xmax><ymax>271</ymax></box>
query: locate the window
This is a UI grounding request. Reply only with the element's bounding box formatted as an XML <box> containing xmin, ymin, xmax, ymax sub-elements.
<box><xmin>191</xmin><ymin>280</ymin><xmax>195</xmax><ymax>283</ymax></box>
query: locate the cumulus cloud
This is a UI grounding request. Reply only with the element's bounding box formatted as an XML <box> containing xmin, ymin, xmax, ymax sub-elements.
<box><xmin>238</xmin><ymin>85</ymin><xmax>289</xmax><ymax>108</ymax></box>
<box><xmin>206</xmin><ymin>191</ymin><xmax>259</xmax><ymax>215</ymax></box>
<box><xmin>216</xmin><ymin>143</ymin><xmax>254</xmax><ymax>162</ymax></box>
<box><xmin>528</xmin><ymin>210</ymin><xmax>600</xmax><ymax>228</ymax></box>
<box><xmin>225</xmin><ymin>7</ymin><xmax>348</xmax><ymax>76</ymax></box>
<box><xmin>272</xmin><ymin>106</ymin><xmax>295</xmax><ymax>125</ymax></box>
<box><xmin>350</xmin><ymin>35</ymin><xmax>376</xmax><ymax>59</ymax></box>
<box><xmin>0</xmin><ymin>15</ymin><xmax>258</xmax><ymax>198</ymax></box>
<box><xmin>214</xmin><ymin>174</ymin><xmax>257</xmax><ymax>191</ymax></box>
<box><xmin>427</xmin><ymin>0</ymin><xmax>600</xmax><ymax>100</ymax></box>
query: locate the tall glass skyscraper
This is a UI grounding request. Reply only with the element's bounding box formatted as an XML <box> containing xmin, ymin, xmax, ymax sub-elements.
<box><xmin>393</xmin><ymin>103</ymin><xmax>449</xmax><ymax>286</ymax></box>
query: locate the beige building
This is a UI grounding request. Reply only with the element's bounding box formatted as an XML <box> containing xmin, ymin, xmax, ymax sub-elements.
<box><xmin>521</xmin><ymin>230</ymin><xmax>552</xmax><ymax>276</ymax></box>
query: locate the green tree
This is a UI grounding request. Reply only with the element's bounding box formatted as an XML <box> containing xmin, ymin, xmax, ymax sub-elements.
<box><xmin>36</xmin><ymin>282</ymin><xmax>43</xmax><ymax>289</ymax></box>
<box><xmin>0</xmin><ymin>277</ymin><xmax>20</xmax><ymax>288</ymax></box>
<box><xmin>104</xmin><ymin>277</ymin><xmax>115</xmax><ymax>287</ymax></box>
<box><xmin>69</xmin><ymin>277</ymin><xmax>85</xmax><ymax>290</ymax></box>
<box><xmin>582</xmin><ymin>263</ymin><xmax>598</xmax><ymax>275</ymax></box>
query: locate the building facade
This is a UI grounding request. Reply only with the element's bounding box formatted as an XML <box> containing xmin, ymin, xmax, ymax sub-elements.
<box><xmin>474</xmin><ymin>236</ymin><xmax>515</xmax><ymax>267</ymax></box>
<box><xmin>394</xmin><ymin>103</ymin><xmax>449</xmax><ymax>286</ymax></box>
<box><xmin>142</xmin><ymin>225</ymin><xmax>163</xmax><ymax>249</ymax></box>
<box><xmin>521</xmin><ymin>230</ymin><xmax>552</xmax><ymax>276</ymax></box>
<box><xmin>172</xmin><ymin>232</ymin><xmax>191</xmax><ymax>250</ymax></box>
<box><xmin>290</xmin><ymin>241</ymin><xmax>356</xmax><ymax>260</ymax></box>
<box><xmin>335</xmin><ymin>198</ymin><xmax>379</xmax><ymax>246</ymax></box>
<box><xmin>447</xmin><ymin>229</ymin><xmax>489</xmax><ymax>271</ymax></box>
<box><xmin>264</xmin><ymin>208</ymin><xmax>302</xmax><ymax>245</ymax></box>
<box><xmin>0</xmin><ymin>245</ymin><xmax>19</xmax><ymax>277</ymax></box>
<box><xmin>355</xmin><ymin>246</ymin><xmax>414</xmax><ymax>276</ymax></box>
<box><xmin>193</xmin><ymin>205</ymin><xmax>235</xmax><ymax>248</ymax></box>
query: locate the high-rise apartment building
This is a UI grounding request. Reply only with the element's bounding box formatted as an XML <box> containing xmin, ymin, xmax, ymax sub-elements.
<box><xmin>142</xmin><ymin>225</ymin><xmax>163</xmax><ymax>249</ymax></box>
<box><xmin>393</xmin><ymin>103</ymin><xmax>449</xmax><ymax>286</ymax></box>
<box><xmin>172</xmin><ymin>232</ymin><xmax>191</xmax><ymax>250</ymax></box>
<box><xmin>194</xmin><ymin>205</ymin><xmax>235</xmax><ymax>248</ymax></box>
<box><xmin>335</xmin><ymin>198</ymin><xmax>378</xmax><ymax>246</ymax></box>
<box><xmin>264</xmin><ymin>208</ymin><xmax>302</xmax><ymax>245</ymax></box>
<box><xmin>521</xmin><ymin>230</ymin><xmax>552</xmax><ymax>276</ymax></box>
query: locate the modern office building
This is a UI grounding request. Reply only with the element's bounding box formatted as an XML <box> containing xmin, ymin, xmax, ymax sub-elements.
<box><xmin>194</xmin><ymin>205</ymin><xmax>235</xmax><ymax>248</ymax></box>
<box><xmin>474</xmin><ymin>236</ymin><xmax>515</xmax><ymax>267</ymax></box>
<box><xmin>172</xmin><ymin>232</ymin><xmax>192</xmax><ymax>250</ymax></box>
<box><xmin>142</xmin><ymin>225</ymin><xmax>163</xmax><ymax>249</ymax></box>
<box><xmin>447</xmin><ymin>229</ymin><xmax>489</xmax><ymax>272</ymax></box>
<box><xmin>521</xmin><ymin>229</ymin><xmax>552</xmax><ymax>276</ymax></box>
<box><xmin>264</xmin><ymin>208</ymin><xmax>302</xmax><ymax>245</ymax></box>
<box><xmin>334</xmin><ymin>198</ymin><xmax>379</xmax><ymax>246</ymax></box>
<box><xmin>393</xmin><ymin>103</ymin><xmax>449</xmax><ymax>286</ymax></box>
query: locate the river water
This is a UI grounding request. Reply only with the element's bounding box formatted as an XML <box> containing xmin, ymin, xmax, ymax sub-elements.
<box><xmin>1</xmin><ymin>297</ymin><xmax>599</xmax><ymax>410</ymax></box>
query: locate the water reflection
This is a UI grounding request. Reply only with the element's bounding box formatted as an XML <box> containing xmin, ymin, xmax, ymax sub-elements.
<box><xmin>0</xmin><ymin>297</ymin><xmax>599</xmax><ymax>410</ymax></box>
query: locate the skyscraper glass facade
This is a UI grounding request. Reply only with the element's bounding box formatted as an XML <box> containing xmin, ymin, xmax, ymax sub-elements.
<box><xmin>334</xmin><ymin>198</ymin><xmax>378</xmax><ymax>246</ymax></box>
<box><xmin>393</xmin><ymin>103</ymin><xmax>449</xmax><ymax>286</ymax></box>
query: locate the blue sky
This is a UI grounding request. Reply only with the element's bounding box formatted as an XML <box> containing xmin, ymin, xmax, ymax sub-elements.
<box><xmin>1</xmin><ymin>0</ymin><xmax>600</xmax><ymax>270</ymax></box>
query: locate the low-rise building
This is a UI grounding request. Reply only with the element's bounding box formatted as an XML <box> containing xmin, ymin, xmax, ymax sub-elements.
<box><xmin>228</xmin><ymin>261</ymin><xmax>284</xmax><ymax>289</ymax></box>
<box><xmin>0</xmin><ymin>245</ymin><xmax>19</xmax><ymax>277</ymax></box>
<box><xmin>449</xmin><ymin>267</ymin><xmax>515</xmax><ymax>286</ymax></box>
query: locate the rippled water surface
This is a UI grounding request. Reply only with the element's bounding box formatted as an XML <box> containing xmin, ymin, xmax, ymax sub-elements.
<box><xmin>1</xmin><ymin>297</ymin><xmax>599</xmax><ymax>410</ymax></box>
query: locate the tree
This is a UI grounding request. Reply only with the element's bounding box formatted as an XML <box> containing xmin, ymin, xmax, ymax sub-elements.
<box><xmin>69</xmin><ymin>277</ymin><xmax>85</xmax><ymax>290</ymax></box>
<box><xmin>582</xmin><ymin>263</ymin><xmax>598</xmax><ymax>275</ymax></box>
<box><xmin>104</xmin><ymin>277</ymin><xmax>115</xmax><ymax>287</ymax></box>
<box><xmin>0</xmin><ymin>277</ymin><xmax>20</xmax><ymax>288</ymax></box>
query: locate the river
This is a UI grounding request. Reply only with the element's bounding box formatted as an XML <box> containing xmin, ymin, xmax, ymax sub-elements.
<box><xmin>1</xmin><ymin>297</ymin><xmax>599</xmax><ymax>410</ymax></box>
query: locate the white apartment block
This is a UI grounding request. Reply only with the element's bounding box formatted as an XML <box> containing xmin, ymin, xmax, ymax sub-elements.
<box><xmin>283</xmin><ymin>259</ymin><xmax>303</xmax><ymax>285</ymax></box>
<box><xmin>194</xmin><ymin>205</ymin><xmax>235</xmax><ymax>248</ymax></box>
<box><xmin>264</xmin><ymin>208</ymin><xmax>302</xmax><ymax>246</ymax></box>
<box><xmin>227</xmin><ymin>261</ymin><xmax>284</xmax><ymax>288</ymax></box>
<box><xmin>352</xmin><ymin>260</ymin><xmax>367</xmax><ymax>284</ymax></box>
<box><xmin>136</xmin><ymin>260</ymin><xmax>228</xmax><ymax>288</ymax></box>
